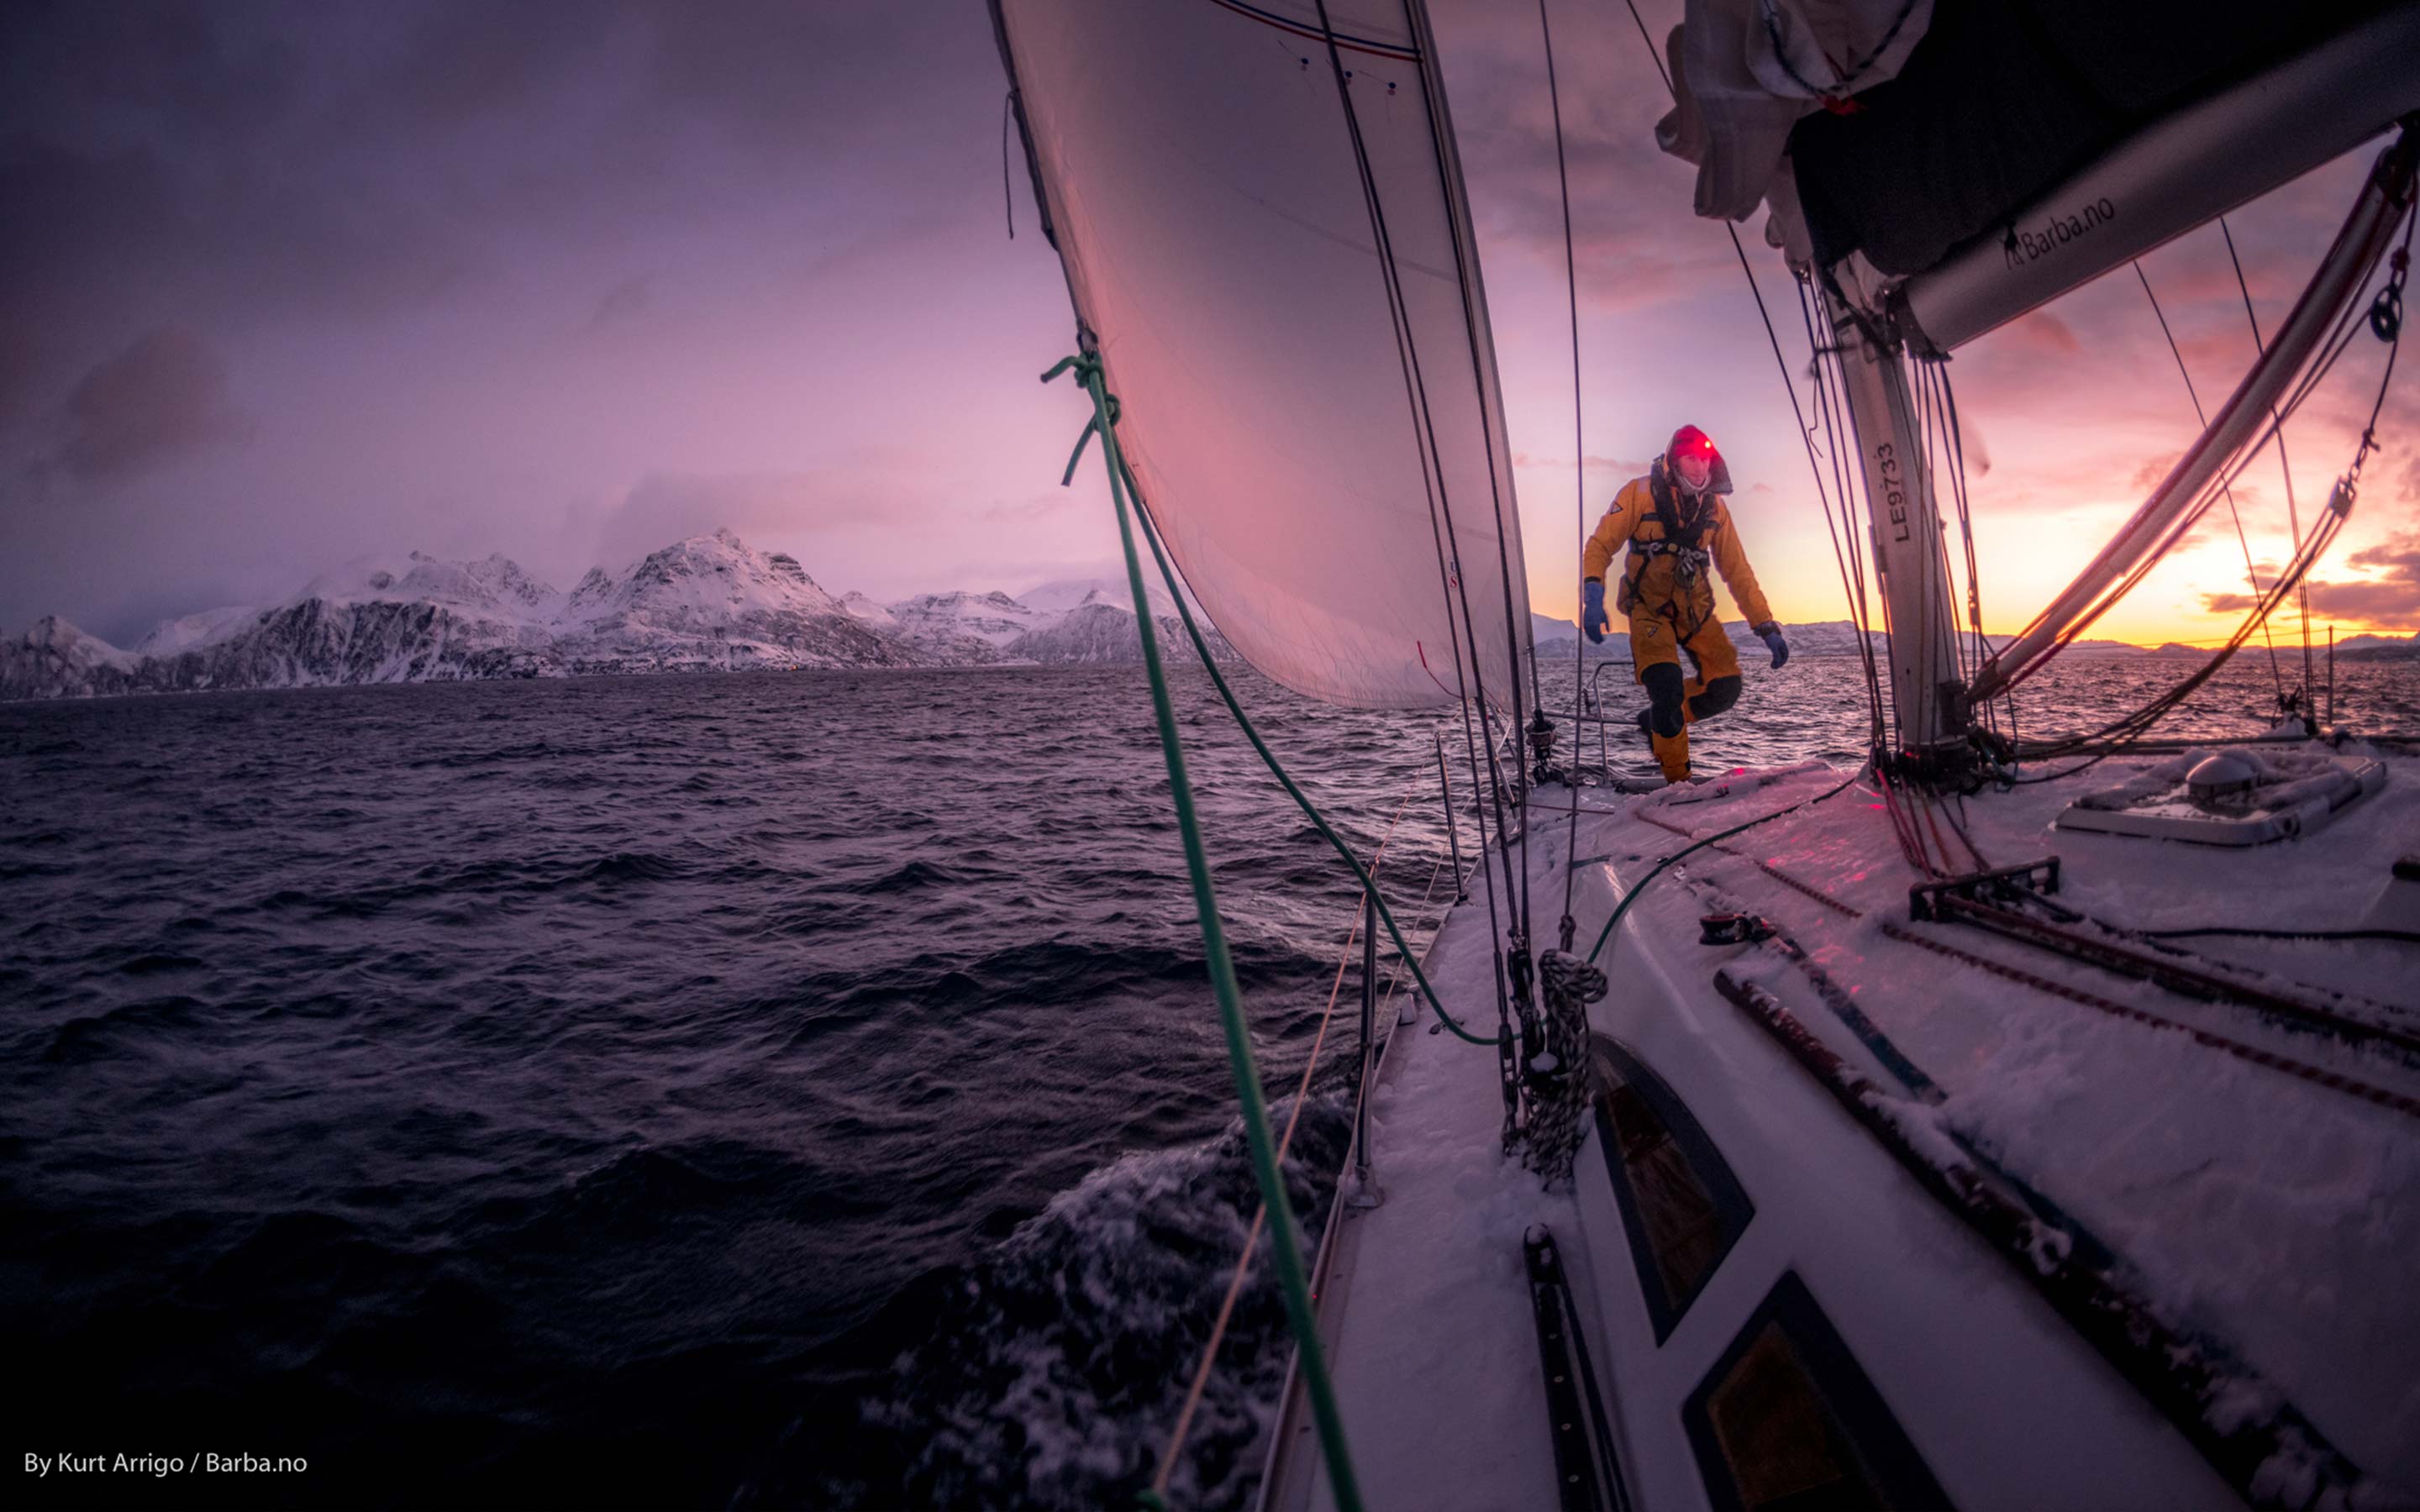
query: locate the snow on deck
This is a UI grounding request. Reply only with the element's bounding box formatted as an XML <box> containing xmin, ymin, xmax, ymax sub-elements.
<box><xmin>1298</xmin><ymin>862</ymin><xmax>1576</xmax><ymax>1512</ymax></box>
<box><xmin>1599</xmin><ymin>751</ymin><xmax>2420</xmax><ymax>1491</ymax></box>
<box><xmin>1294</xmin><ymin>747</ymin><xmax>2419</xmax><ymax>1507</ymax></box>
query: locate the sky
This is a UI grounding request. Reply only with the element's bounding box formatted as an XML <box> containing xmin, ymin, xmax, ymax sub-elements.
<box><xmin>3</xmin><ymin>0</ymin><xmax>2416</xmax><ymax>649</ymax></box>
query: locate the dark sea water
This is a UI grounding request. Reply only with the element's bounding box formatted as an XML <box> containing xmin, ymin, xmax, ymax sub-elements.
<box><xmin>4</xmin><ymin>654</ymin><xmax>2416</xmax><ymax>1509</ymax></box>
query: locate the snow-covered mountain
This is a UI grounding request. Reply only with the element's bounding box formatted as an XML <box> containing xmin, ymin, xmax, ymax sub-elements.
<box><xmin>543</xmin><ymin>532</ymin><xmax>911</xmax><ymax>674</ymax></box>
<box><xmin>1017</xmin><ymin>575</ymin><xmax>1181</xmax><ymax>620</ymax></box>
<box><xmin>1000</xmin><ymin>601</ymin><xmax>1204</xmax><ymax>665</ymax></box>
<box><xmin>886</xmin><ymin>591</ymin><xmax>1054</xmax><ymax>657</ymax></box>
<box><xmin>1</xmin><ymin>530</ymin><xmax>1237</xmax><ymax>701</ymax></box>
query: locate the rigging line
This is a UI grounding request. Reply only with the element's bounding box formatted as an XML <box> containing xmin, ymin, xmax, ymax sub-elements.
<box><xmin>999</xmin><ymin>92</ymin><xmax>1017</xmax><ymax>239</ymax></box>
<box><xmin>1123</xmin><ymin>465</ymin><xmax>1497</xmax><ymax>1047</ymax></box>
<box><xmin>1940</xmin><ymin>375</ymin><xmax>1975</xmax><ymax>687</ymax></box>
<box><xmin>1380</xmin><ymin>854</ymin><xmax>1455</xmax><ymax>1016</ymax></box>
<box><xmin>1618</xmin><ymin>0</ymin><xmax>1897</xmax><ymax>757</ymax></box>
<box><xmin>1366</xmin><ymin>65</ymin><xmax>1516</xmax><ymax>1037</ymax></box>
<box><xmin>2134</xmin><ymin>260</ymin><xmax>2286</xmax><ymax>702</ymax></box>
<box><xmin>1397</xmin><ymin>0</ymin><xmax>1539</xmax><ymax>728</ymax></box>
<box><xmin>1797</xmin><ymin>280</ymin><xmax>1887</xmax><ymax>739</ymax></box>
<box><xmin>1150</xmin><ymin>791</ymin><xmax>1413</xmax><ymax>1499</ymax></box>
<box><xmin>1394</xmin><ymin>0</ymin><xmax>1541</xmax><ymax>938</ymax></box>
<box><xmin>1897</xmin><ymin>354</ymin><xmax>1947</xmax><ymax>756</ymax></box>
<box><xmin>1310</xmin><ymin>0</ymin><xmax>1532</xmax><ymax>958</ymax></box>
<box><xmin>1390</xmin><ymin>247</ymin><xmax>1518</xmax><ymax>1039</ymax></box>
<box><xmin>1915</xmin><ymin>363</ymin><xmax>1970</xmax><ymax>686</ymax></box>
<box><xmin>1933</xmin><ymin>367</ymin><xmax>2023</xmax><ymax>743</ymax></box>
<box><xmin>1203</xmin><ymin>0</ymin><xmax>1423</xmax><ymax>61</ymax></box>
<box><xmin>1997</xmin><ymin>213</ymin><xmax>2391</xmax><ymax>674</ymax></box>
<box><xmin>1044</xmin><ymin>353</ymin><xmax>1363</xmax><ymax>1512</ymax></box>
<box><xmin>1536</xmin><ymin>0</ymin><xmax>1587</xmax><ymax>945</ymax></box>
<box><xmin>2035</xmin><ymin>218</ymin><xmax>2406</xmax><ymax>753</ymax></box>
<box><xmin>2027</xmin><ymin>329</ymin><xmax>2360</xmax><ymax>695</ymax></box>
<box><xmin>2222</xmin><ymin>217</ymin><xmax>2313</xmax><ymax>695</ymax></box>
<box><xmin>2021</xmin><ymin>500</ymin><xmax>2354</xmax><ymax>755</ymax></box>
<box><xmin>1618</xmin><ymin>0</ymin><xmax>1672</xmax><ymax>92</ymax></box>
<box><xmin>1585</xmin><ymin>768</ymin><xmax>1865</xmax><ymax>966</ymax></box>
<box><xmin>1835</xmin><ymin>335</ymin><xmax>1907</xmax><ymax>754</ymax></box>
<box><xmin>1992</xmin><ymin>234</ymin><xmax>2394</xmax><ymax>701</ymax></box>
<box><xmin>1934</xmin><ymin>365</ymin><xmax>1984</xmax><ymax>682</ymax></box>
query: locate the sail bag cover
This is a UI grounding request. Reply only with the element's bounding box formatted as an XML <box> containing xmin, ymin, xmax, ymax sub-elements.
<box><xmin>997</xmin><ymin>0</ymin><xmax>1534</xmax><ymax>709</ymax></box>
<box><xmin>1789</xmin><ymin>0</ymin><xmax>2402</xmax><ymax>276</ymax></box>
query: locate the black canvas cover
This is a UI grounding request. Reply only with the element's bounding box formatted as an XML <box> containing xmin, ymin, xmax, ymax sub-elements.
<box><xmin>1787</xmin><ymin>0</ymin><xmax>2398</xmax><ymax>276</ymax></box>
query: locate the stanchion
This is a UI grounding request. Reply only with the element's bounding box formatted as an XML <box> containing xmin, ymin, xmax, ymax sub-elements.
<box><xmin>1349</xmin><ymin>890</ymin><xmax>1383</xmax><ymax>1208</ymax></box>
<box><xmin>1435</xmin><ymin>731</ymin><xmax>1468</xmax><ymax>902</ymax></box>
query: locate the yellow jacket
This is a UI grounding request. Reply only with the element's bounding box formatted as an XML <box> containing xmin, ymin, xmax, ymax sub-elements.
<box><xmin>1581</xmin><ymin>470</ymin><xmax>1775</xmax><ymax>631</ymax></box>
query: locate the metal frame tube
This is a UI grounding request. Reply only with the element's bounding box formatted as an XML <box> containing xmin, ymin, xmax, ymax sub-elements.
<box><xmin>1970</xmin><ymin>134</ymin><xmax>2414</xmax><ymax>703</ymax></box>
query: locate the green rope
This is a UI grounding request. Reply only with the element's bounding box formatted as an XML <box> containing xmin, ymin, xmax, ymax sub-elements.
<box><xmin>1118</xmin><ymin>452</ymin><xmax>1495</xmax><ymax>1047</ymax></box>
<box><xmin>1585</xmin><ymin>770</ymin><xmax>1864</xmax><ymax>966</ymax></box>
<box><xmin>1044</xmin><ymin>353</ymin><xmax>1365</xmax><ymax>1512</ymax></box>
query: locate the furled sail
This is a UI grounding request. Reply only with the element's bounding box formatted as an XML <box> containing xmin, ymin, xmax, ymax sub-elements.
<box><xmin>992</xmin><ymin>0</ymin><xmax>1534</xmax><ymax>711</ymax></box>
<box><xmin>1665</xmin><ymin>0</ymin><xmax>2420</xmax><ymax>346</ymax></box>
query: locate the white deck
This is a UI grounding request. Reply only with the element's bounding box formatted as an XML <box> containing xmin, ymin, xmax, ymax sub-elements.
<box><xmin>1270</xmin><ymin>743</ymin><xmax>2420</xmax><ymax>1512</ymax></box>
<box><xmin>1283</xmin><ymin>869</ymin><xmax>1575</xmax><ymax>1512</ymax></box>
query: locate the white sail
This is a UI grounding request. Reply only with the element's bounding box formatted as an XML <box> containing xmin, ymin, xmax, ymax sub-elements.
<box><xmin>994</xmin><ymin>0</ymin><xmax>1533</xmax><ymax>711</ymax></box>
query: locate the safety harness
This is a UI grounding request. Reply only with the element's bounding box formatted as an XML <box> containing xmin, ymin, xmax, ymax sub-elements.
<box><xmin>1619</xmin><ymin>460</ymin><xmax>1722</xmax><ymax>642</ymax></box>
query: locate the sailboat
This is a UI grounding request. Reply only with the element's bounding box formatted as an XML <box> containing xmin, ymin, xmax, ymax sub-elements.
<box><xmin>987</xmin><ymin>1</ymin><xmax>2420</xmax><ymax>1508</ymax></box>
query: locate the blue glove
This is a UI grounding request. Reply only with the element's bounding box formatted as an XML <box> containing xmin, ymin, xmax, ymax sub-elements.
<box><xmin>1582</xmin><ymin>580</ymin><xmax>1608</xmax><ymax>644</ymax></box>
<box><xmin>1755</xmin><ymin>622</ymin><xmax>1789</xmax><ymax>669</ymax></box>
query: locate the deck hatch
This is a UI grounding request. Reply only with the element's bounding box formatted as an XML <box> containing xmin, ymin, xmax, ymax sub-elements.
<box><xmin>1683</xmin><ymin>1271</ymin><xmax>1950</xmax><ymax>1512</ymax></box>
<box><xmin>1589</xmin><ymin>1033</ymin><xmax>1753</xmax><ymax>1344</ymax></box>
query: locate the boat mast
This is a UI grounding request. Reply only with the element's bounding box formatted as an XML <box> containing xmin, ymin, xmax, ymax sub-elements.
<box><xmin>1803</xmin><ymin>5</ymin><xmax>2420</xmax><ymax>769</ymax></box>
<box><xmin>1818</xmin><ymin>267</ymin><xmax>1966</xmax><ymax>764</ymax></box>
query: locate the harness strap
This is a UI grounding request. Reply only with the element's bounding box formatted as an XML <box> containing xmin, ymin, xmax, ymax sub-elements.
<box><xmin>1623</xmin><ymin>467</ymin><xmax>1721</xmax><ymax>641</ymax></box>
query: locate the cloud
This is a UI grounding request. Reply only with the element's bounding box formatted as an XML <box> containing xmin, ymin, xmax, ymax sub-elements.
<box><xmin>0</xmin><ymin>2</ymin><xmax>987</xmax><ymax>444</ymax></box>
<box><xmin>50</xmin><ymin>327</ymin><xmax>251</xmax><ymax>480</ymax></box>
<box><xmin>592</xmin><ymin>471</ymin><xmax>843</xmax><ymax>568</ymax></box>
<box><xmin>2201</xmin><ymin>528</ymin><xmax>2420</xmax><ymax>627</ymax></box>
<box><xmin>2128</xmin><ymin>451</ymin><xmax>2183</xmax><ymax>494</ymax></box>
<box><xmin>1438</xmin><ymin>0</ymin><xmax>1735</xmax><ymax>312</ymax></box>
<box><xmin>1515</xmin><ymin>452</ymin><xmax>1652</xmax><ymax>476</ymax></box>
<box><xmin>2002</xmin><ymin>312</ymin><xmax>2081</xmax><ymax>357</ymax></box>
<box><xmin>582</xmin><ymin>274</ymin><xmax>654</xmax><ymax>333</ymax></box>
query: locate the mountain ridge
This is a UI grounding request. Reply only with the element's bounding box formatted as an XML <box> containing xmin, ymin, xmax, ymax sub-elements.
<box><xmin>13</xmin><ymin>531</ymin><xmax>2381</xmax><ymax>701</ymax></box>
<box><xmin>1</xmin><ymin>530</ymin><xmax>1236</xmax><ymax>701</ymax></box>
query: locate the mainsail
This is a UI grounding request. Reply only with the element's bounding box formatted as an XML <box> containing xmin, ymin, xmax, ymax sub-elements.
<box><xmin>992</xmin><ymin>0</ymin><xmax>1534</xmax><ymax>711</ymax></box>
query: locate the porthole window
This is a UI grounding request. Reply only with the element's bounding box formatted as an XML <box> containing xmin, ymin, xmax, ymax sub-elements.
<box><xmin>1684</xmin><ymin>1271</ymin><xmax>1951</xmax><ymax>1512</ymax></box>
<box><xmin>1590</xmin><ymin>1033</ymin><xmax>1753</xmax><ymax>1342</ymax></box>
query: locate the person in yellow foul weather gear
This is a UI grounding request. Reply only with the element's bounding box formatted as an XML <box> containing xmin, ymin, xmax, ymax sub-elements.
<box><xmin>1581</xmin><ymin>424</ymin><xmax>1788</xmax><ymax>784</ymax></box>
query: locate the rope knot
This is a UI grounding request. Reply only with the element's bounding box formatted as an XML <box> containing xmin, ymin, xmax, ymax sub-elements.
<box><xmin>1041</xmin><ymin>351</ymin><xmax>1122</xmax><ymax>485</ymax></box>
